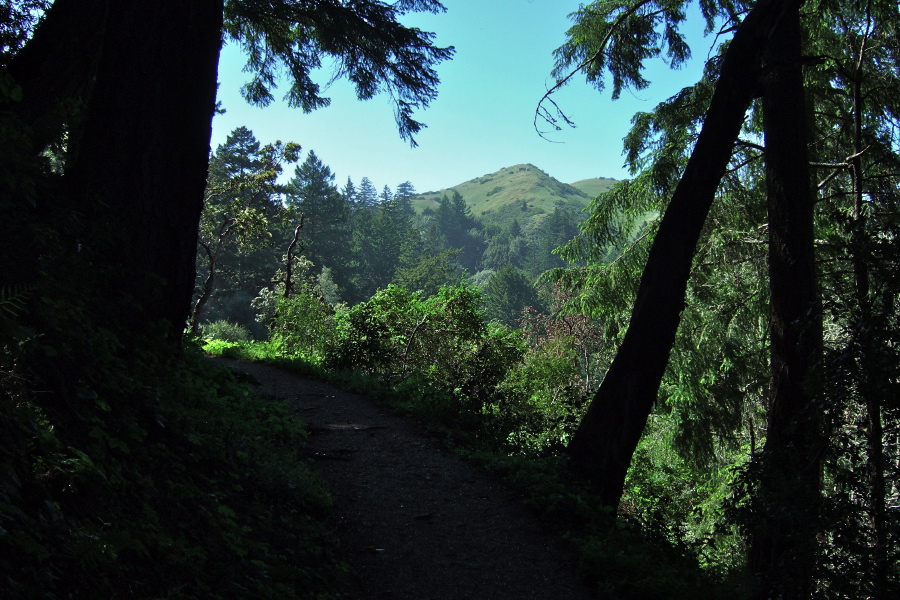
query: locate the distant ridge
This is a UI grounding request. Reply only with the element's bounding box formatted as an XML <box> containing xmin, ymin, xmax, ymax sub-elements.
<box><xmin>411</xmin><ymin>164</ymin><xmax>616</xmax><ymax>232</ymax></box>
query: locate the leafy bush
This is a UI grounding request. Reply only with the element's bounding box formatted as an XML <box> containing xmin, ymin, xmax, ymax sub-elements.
<box><xmin>202</xmin><ymin>338</ymin><xmax>246</xmax><ymax>358</ymax></box>
<box><xmin>325</xmin><ymin>283</ymin><xmax>526</xmax><ymax>434</ymax></box>
<box><xmin>496</xmin><ymin>339</ymin><xmax>589</xmax><ymax>451</ymax></box>
<box><xmin>267</xmin><ymin>291</ymin><xmax>337</xmax><ymax>360</ymax></box>
<box><xmin>328</xmin><ymin>283</ymin><xmax>485</xmax><ymax>381</ymax></box>
<box><xmin>202</xmin><ymin>319</ymin><xmax>253</xmax><ymax>342</ymax></box>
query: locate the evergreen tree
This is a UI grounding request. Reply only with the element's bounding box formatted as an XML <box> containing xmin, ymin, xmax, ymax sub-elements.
<box><xmin>341</xmin><ymin>176</ymin><xmax>358</xmax><ymax>209</ymax></box>
<box><xmin>798</xmin><ymin>3</ymin><xmax>900</xmax><ymax>595</ymax></box>
<box><xmin>0</xmin><ymin>2</ymin><xmax>454</xmax><ymax>597</ymax></box>
<box><xmin>209</xmin><ymin>125</ymin><xmax>263</xmax><ymax>180</ymax></box>
<box><xmin>433</xmin><ymin>191</ymin><xmax>485</xmax><ymax>273</ymax></box>
<box><xmin>509</xmin><ymin>218</ymin><xmax>522</xmax><ymax>239</ymax></box>
<box><xmin>380</xmin><ymin>184</ymin><xmax>394</xmax><ymax>204</ymax></box>
<box><xmin>192</xmin><ymin>127</ymin><xmax>300</xmax><ymax>333</ymax></box>
<box><xmin>348</xmin><ymin>194</ymin><xmax>423</xmax><ymax>301</ymax></box>
<box><xmin>483</xmin><ymin>263</ymin><xmax>539</xmax><ymax>327</ymax></box>
<box><xmin>393</xmin><ymin>248</ymin><xmax>461</xmax><ymax>297</ymax></box>
<box><xmin>480</xmin><ymin>219</ymin><xmax>529</xmax><ymax>272</ymax></box>
<box><xmin>523</xmin><ymin>206</ymin><xmax>579</xmax><ymax>277</ymax></box>
<box><xmin>481</xmin><ymin>229</ymin><xmax>513</xmax><ymax>271</ymax></box>
<box><xmin>553</xmin><ymin>0</ymin><xmax>798</xmax><ymax>508</ymax></box>
<box><xmin>395</xmin><ymin>180</ymin><xmax>417</xmax><ymax>215</ymax></box>
<box><xmin>285</xmin><ymin>151</ymin><xmax>352</xmax><ymax>293</ymax></box>
<box><xmin>357</xmin><ymin>177</ymin><xmax>379</xmax><ymax>208</ymax></box>
<box><xmin>551</xmin><ymin>0</ymin><xmax>900</xmax><ymax>596</ymax></box>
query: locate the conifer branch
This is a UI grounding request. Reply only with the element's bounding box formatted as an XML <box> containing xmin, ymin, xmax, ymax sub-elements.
<box><xmin>534</xmin><ymin>0</ymin><xmax>652</xmax><ymax>141</ymax></box>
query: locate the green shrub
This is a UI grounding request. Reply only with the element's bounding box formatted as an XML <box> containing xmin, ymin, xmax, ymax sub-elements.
<box><xmin>267</xmin><ymin>291</ymin><xmax>336</xmax><ymax>360</ymax></box>
<box><xmin>202</xmin><ymin>338</ymin><xmax>245</xmax><ymax>358</ymax></box>
<box><xmin>202</xmin><ymin>319</ymin><xmax>252</xmax><ymax>342</ymax></box>
<box><xmin>496</xmin><ymin>339</ymin><xmax>589</xmax><ymax>451</ymax></box>
<box><xmin>325</xmin><ymin>283</ymin><xmax>526</xmax><ymax>434</ymax></box>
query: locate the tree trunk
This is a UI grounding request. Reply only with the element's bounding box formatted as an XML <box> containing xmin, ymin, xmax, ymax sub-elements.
<box><xmin>567</xmin><ymin>0</ymin><xmax>797</xmax><ymax>510</ymax></box>
<box><xmin>190</xmin><ymin>242</ymin><xmax>218</xmax><ymax>337</ymax></box>
<box><xmin>4</xmin><ymin>0</ymin><xmax>110</xmax><ymax>154</ymax></box>
<box><xmin>283</xmin><ymin>218</ymin><xmax>305</xmax><ymax>298</ymax></box>
<box><xmin>64</xmin><ymin>1</ymin><xmax>224</xmax><ymax>344</ymax></box>
<box><xmin>848</xmin><ymin>46</ymin><xmax>887</xmax><ymax>599</ymax></box>
<box><xmin>747</xmin><ymin>3</ymin><xmax>823</xmax><ymax>598</ymax></box>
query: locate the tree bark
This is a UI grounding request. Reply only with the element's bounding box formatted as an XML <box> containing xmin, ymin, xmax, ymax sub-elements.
<box><xmin>567</xmin><ymin>0</ymin><xmax>797</xmax><ymax>510</ymax></box>
<box><xmin>4</xmin><ymin>0</ymin><xmax>110</xmax><ymax>154</ymax></box>
<box><xmin>64</xmin><ymin>1</ymin><xmax>224</xmax><ymax>344</ymax></box>
<box><xmin>283</xmin><ymin>217</ymin><xmax>305</xmax><ymax>298</ymax></box>
<box><xmin>747</xmin><ymin>2</ymin><xmax>823</xmax><ymax>597</ymax></box>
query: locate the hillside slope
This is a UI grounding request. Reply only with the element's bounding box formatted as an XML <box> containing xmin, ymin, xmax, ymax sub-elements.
<box><xmin>570</xmin><ymin>176</ymin><xmax>618</xmax><ymax>199</ymax></box>
<box><xmin>412</xmin><ymin>164</ymin><xmax>616</xmax><ymax>232</ymax></box>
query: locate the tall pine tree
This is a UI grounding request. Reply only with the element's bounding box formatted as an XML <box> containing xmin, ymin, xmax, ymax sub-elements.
<box><xmin>285</xmin><ymin>151</ymin><xmax>352</xmax><ymax>296</ymax></box>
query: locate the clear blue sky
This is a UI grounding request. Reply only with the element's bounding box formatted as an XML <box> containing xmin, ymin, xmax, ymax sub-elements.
<box><xmin>212</xmin><ymin>1</ymin><xmax>712</xmax><ymax>194</ymax></box>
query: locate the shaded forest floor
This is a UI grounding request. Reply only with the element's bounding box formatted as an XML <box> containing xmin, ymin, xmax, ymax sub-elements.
<box><xmin>218</xmin><ymin>358</ymin><xmax>595</xmax><ymax>600</ymax></box>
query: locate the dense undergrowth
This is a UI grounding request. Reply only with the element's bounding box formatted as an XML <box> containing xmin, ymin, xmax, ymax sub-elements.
<box><xmin>0</xmin><ymin>342</ymin><xmax>344</xmax><ymax>600</ymax></box>
<box><xmin>203</xmin><ymin>282</ymin><xmax>749</xmax><ymax>600</ymax></box>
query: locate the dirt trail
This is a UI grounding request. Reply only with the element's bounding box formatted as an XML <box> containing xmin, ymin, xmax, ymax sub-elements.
<box><xmin>219</xmin><ymin>359</ymin><xmax>595</xmax><ymax>600</ymax></box>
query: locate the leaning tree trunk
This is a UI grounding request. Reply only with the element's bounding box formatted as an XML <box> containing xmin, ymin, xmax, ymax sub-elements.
<box><xmin>747</xmin><ymin>2</ymin><xmax>823</xmax><ymax>598</ymax></box>
<box><xmin>567</xmin><ymin>0</ymin><xmax>798</xmax><ymax>510</ymax></box>
<box><xmin>64</xmin><ymin>0</ymin><xmax>224</xmax><ymax>345</ymax></box>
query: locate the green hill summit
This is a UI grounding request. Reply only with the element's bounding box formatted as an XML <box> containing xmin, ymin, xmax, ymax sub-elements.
<box><xmin>412</xmin><ymin>164</ymin><xmax>616</xmax><ymax>232</ymax></box>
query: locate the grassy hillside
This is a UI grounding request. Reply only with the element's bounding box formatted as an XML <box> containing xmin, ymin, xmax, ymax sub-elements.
<box><xmin>570</xmin><ymin>176</ymin><xmax>617</xmax><ymax>199</ymax></box>
<box><xmin>412</xmin><ymin>164</ymin><xmax>616</xmax><ymax>232</ymax></box>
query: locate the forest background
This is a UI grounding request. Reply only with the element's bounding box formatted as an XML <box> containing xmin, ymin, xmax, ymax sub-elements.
<box><xmin>1</xmin><ymin>1</ymin><xmax>899</xmax><ymax>600</ymax></box>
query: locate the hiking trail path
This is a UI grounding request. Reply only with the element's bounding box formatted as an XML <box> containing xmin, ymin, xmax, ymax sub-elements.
<box><xmin>219</xmin><ymin>359</ymin><xmax>596</xmax><ymax>600</ymax></box>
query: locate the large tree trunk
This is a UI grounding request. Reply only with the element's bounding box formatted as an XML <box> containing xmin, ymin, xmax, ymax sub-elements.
<box><xmin>64</xmin><ymin>1</ymin><xmax>224</xmax><ymax>344</ymax></box>
<box><xmin>4</xmin><ymin>0</ymin><xmax>110</xmax><ymax>153</ymax></box>
<box><xmin>747</xmin><ymin>2</ymin><xmax>823</xmax><ymax>597</ymax></box>
<box><xmin>567</xmin><ymin>0</ymin><xmax>797</xmax><ymax>509</ymax></box>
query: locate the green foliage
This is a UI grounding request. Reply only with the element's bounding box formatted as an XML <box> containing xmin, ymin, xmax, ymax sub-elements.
<box><xmin>193</xmin><ymin>126</ymin><xmax>302</xmax><ymax>334</ymax></box>
<box><xmin>285</xmin><ymin>150</ymin><xmax>353</xmax><ymax>295</ymax></box>
<box><xmin>0</xmin><ymin>343</ymin><xmax>343</xmax><ymax>600</ymax></box>
<box><xmin>348</xmin><ymin>198</ymin><xmax>423</xmax><ymax>301</ymax></box>
<box><xmin>551</xmin><ymin>3</ymin><xmax>900</xmax><ymax>598</ymax></box>
<box><xmin>0</xmin><ymin>1</ymin><xmax>48</xmax><ymax>65</ymax></box>
<box><xmin>622</xmin><ymin>415</ymin><xmax>748</xmax><ymax>571</ymax></box>
<box><xmin>253</xmin><ymin>274</ymin><xmax>743</xmax><ymax>596</ymax></box>
<box><xmin>202</xmin><ymin>319</ymin><xmax>253</xmax><ymax>342</ymax></box>
<box><xmin>495</xmin><ymin>342</ymin><xmax>587</xmax><ymax>451</ymax></box>
<box><xmin>328</xmin><ymin>283</ymin><xmax>492</xmax><ymax>385</ymax></box>
<box><xmin>551</xmin><ymin>0</ymin><xmax>705</xmax><ymax>102</ymax></box>
<box><xmin>223</xmin><ymin>0</ymin><xmax>454</xmax><ymax>144</ymax></box>
<box><xmin>202</xmin><ymin>338</ymin><xmax>247</xmax><ymax>359</ymax></box>
<box><xmin>392</xmin><ymin>247</ymin><xmax>462</xmax><ymax>297</ymax></box>
<box><xmin>261</xmin><ymin>282</ymin><xmax>533</xmax><ymax>438</ymax></box>
<box><xmin>427</xmin><ymin>190</ymin><xmax>485</xmax><ymax>273</ymax></box>
<box><xmin>482</xmin><ymin>263</ymin><xmax>539</xmax><ymax>326</ymax></box>
<box><xmin>523</xmin><ymin>206</ymin><xmax>581</xmax><ymax>277</ymax></box>
<box><xmin>577</xmin><ymin>521</ymin><xmax>736</xmax><ymax>600</ymax></box>
<box><xmin>268</xmin><ymin>291</ymin><xmax>337</xmax><ymax>361</ymax></box>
